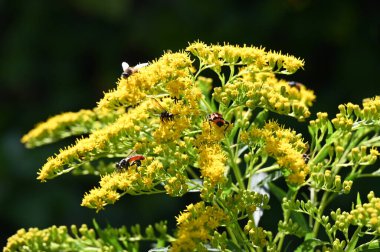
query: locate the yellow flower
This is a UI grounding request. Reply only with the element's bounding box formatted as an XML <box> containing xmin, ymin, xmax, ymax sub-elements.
<box><xmin>198</xmin><ymin>144</ymin><xmax>227</xmax><ymax>185</ymax></box>
<box><xmin>247</xmin><ymin>121</ymin><xmax>309</xmax><ymax>185</ymax></box>
<box><xmin>171</xmin><ymin>202</ymin><xmax>227</xmax><ymax>252</ymax></box>
<box><xmin>98</xmin><ymin>51</ymin><xmax>192</xmax><ymax>110</ymax></box>
<box><xmin>37</xmin><ymin>100</ymin><xmax>151</xmax><ymax>181</ymax></box>
<box><xmin>82</xmin><ymin>158</ymin><xmax>167</xmax><ymax>211</ymax></box>
<box><xmin>21</xmin><ymin>108</ymin><xmax>122</xmax><ymax>148</ymax></box>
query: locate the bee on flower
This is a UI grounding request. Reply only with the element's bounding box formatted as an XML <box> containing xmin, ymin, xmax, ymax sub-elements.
<box><xmin>152</xmin><ymin>98</ymin><xmax>175</xmax><ymax>123</ymax></box>
<box><xmin>121</xmin><ymin>62</ymin><xmax>149</xmax><ymax>79</ymax></box>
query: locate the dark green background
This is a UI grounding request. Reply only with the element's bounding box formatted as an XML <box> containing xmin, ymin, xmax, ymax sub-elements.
<box><xmin>1</xmin><ymin>0</ymin><xmax>379</xmax><ymax>249</ymax></box>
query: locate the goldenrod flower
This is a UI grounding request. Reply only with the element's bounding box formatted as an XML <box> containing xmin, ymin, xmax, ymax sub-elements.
<box><xmin>198</xmin><ymin>144</ymin><xmax>227</xmax><ymax>186</ymax></box>
<box><xmin>16</xmin><ymin>40</ymin><xmax>380</xmax><ymax>252</ymax></box>
<box><xmin>244</xmin><ymin>121</ymin><xmax>309</xmax><ymax>185</ymax></box>
<box><xmin>37</xmin><ymin>100</ymin><xmax>152</xmax><ymax>181</ymax></box>
<box><xmin>98</xmin><ymin>51</ymin><xmax>192</xmax><ymax>110</ymax></box>
<box><xmin>21</xmin><ymin>108</ymin><xmax>122</xmax><ymax>148</ymax></box>
<box><xmin>171</xmin><ymin>202</ymin><xmax>227</xmax><ymax>252</ymax></box>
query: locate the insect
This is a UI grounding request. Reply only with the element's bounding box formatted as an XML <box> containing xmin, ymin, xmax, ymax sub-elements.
<box><xmin>207</xmin><ymin>112</ymin><xmax>230</xmax><ymax>132</ymax></box>
<box><xmin>116</xmin><ymin>153</ymin><xmax>145</xmax><ymax>171</ymax></box>
<box><xmin>121</xmin><ymin>62</ymin><xmax>148</xmax><ymax>79</ymax></box>
<box><xmin>302</xmin><ymin>153</ymin><xmax>310</xmax><ymax>164</ymax></box>
<box><xmin>288</xmin><ymin>81</ymin><xmax>303</xmax><ymax>90</ymax></box>
<box><xmin>153</xmin><ymin>98</ymin><xmax>175</xmax><ymax>123</ymax></box>
<box><xmin>172</xmin><ymin>96</ymin><xmax>180</xmax><ymax>104</ymax></box>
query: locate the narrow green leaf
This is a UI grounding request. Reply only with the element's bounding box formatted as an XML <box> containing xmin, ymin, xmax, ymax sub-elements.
<box><xmin>294</xmin><ymin>238</ymin><xmax>325</xmax><ymax>252</ymax></box>
<box><xmin>357</xmin><ymin>192</ymin><xmax>362</xmax><ymax>205</ymax></box>
<box><xmin>355</xmin><ymin>240</ymin><xmax>380</xmax><ymax>251</ymax></box>
<box><xmin>269</xmin><ymin>182</ymin><xmax>286</xmax><ymax>202</ymax></box>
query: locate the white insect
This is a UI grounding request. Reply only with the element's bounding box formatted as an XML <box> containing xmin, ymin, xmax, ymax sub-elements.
<box><xmin>121</xmin><ymin>61</ymin><xmax>148</xmax><ymax>78</ymax></box>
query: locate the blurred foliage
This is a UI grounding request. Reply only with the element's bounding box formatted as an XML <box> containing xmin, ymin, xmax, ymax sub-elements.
<box><xmin>0</xmin><ymin>0</ymin><xmax>379</xmax><ymax>248</ymax></box>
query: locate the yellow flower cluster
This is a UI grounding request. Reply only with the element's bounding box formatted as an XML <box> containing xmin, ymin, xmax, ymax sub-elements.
<box><xmin>22</xmin><ymin>42</ymin><xmax>314</xmax><ymax>215</ymax></box>
<box><xmin>212</xmin><ymin>69</ymin><xmax>314</xmax><ymax>122</ymax></box>
<box><xmin>309</xmin><ymin>112</ymin><xmax>329</xmax><ymax>129</ymax></box>
<box><xmin>186</xmin><ymin>41</ymin><xmax>304</xmax><ymax>74</ymax></box>
<box><xmin>172</xmin><ymin>202</ymin><xmax>228</xmax><ymax>252</ymax></box>
<box><xmin>362</xmin><ymin>96</ymin><xmax>380</xmax><ymax>120</ymax></box>
<box><xmin>81</xmin><ymin>159</ymin><xmax>165</xmax><ymax>211</ymax></box>
<box><xmin>193</xmin><ymin>122</ymin><xmax>229</xmax><ymax>187</ymax></box>
<box><xmin>245</xmin><ymin>121</ymin><xmax>309</xmax><ymax>185</ymax></box>
<box><xmin>21</xmin><ymin>108</ymin><xmax>122</xmax><ymax>148</ymax></box>
<box><xmin>198</xmin><ymin>144</ymin><xmax>227</xmax><ymax>186</ymax></box>
<box><xmin>37</xmin><ymin>100</ymin><xmax>151</xmax><ymax>181</ymax></box>
<box><xmin>347</xmin><ymin>146</ymin><xmax>379</xmax><ymax>166</ymax></box>
<box><xmin>98</xmin><ymin>52</ymin><xmax>193</xmax><ymax>110</ymax></box>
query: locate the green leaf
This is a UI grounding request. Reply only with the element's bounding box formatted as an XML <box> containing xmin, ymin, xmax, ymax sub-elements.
<box><xmin>254</xmin><ymin>109</ymin><xmax>269</xmax><ymax>127</ymax></box>
<box><xmin>356</xmin><ymin>192</ymin><xmax>362</xmax><ymax>205</ymax></box>
<box><xmin>269</xmin><ymin>181</ymin><xmax>286</xmax><ymax>202</ymax></box>
<box><xmin>294</xmin><ymin>238</ymin><xmax>325</xmax><ymax>252</ymax></box>
<box><xmin>371</xmin><ymin>167</ymin><xmax>380</xmax><ymax>175</ymax></box>
<box><xmin>355</xmin><ymin>240</ymin><xmax>380</xmax><ymax>251</ymax></box>
<box><xmin>327</xmin><ymin>120</ymin><xmax>334</xmax><ymax>136</ymax></box>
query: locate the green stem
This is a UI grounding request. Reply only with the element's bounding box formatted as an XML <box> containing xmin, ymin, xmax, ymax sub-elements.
<box><xmin>312</xmin><ymin>191</ymin><xmax>330</xmax><ymax>237</ymax></box>
<box><xmin>226</xmin><ymin>225</ymin><xmax>239</xmax><ymax>247</ymax></box>
<box><xmin>186</xmin><ymin>167</ymin><xmax>199</xmax><ymax>179</ymax></box>
<box><xmin>278</xmin><ymin>235</ymin><xmax>285</xmax><ymax>252</ymax></box>
<box><xmin>200</xmin><ymin>96</ymin><xmax>214</xmax><ymax>113</ymax></box>
<box><xmin>255</xmin><ymin>164</ymin><xmax>280</xmax><ymax>174</ymax></box>
<box><xmin>226</xmin><ymin>141</ymin><xmax>245</xmax><ymax>189</ymax></box>
<box><xmin>345</xmin><ymin>226</ymin><xmax>362</xmax><ymax>251</ymax></box>
<box><xmin>357</xmin><ymin>173</ymin><xmax>380</xmax><ymax>178</ymax></box>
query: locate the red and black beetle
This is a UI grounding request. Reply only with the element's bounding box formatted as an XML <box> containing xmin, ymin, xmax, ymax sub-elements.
<box><xmin>207</xmin><ymin>112</ymin><xmax>230</xmax><ymax>132</ymax></box>
<box><xmin>116</xmin><ymin>154</ymin><xmax>145</xmax><ymax>171</ymax></box>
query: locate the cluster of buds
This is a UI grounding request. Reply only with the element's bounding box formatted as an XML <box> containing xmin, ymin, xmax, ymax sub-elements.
<box><xmin>277</xmin><ymin>218</ymin><xmax>307</xmax><ymax>238</ymax></box>
<box><xmin>361</xmin><ymin>96</ymin><xmax>380</xmax><ymax>121</ymax></box>
<box><xmin>310</xmin><ymin>170</ymin><xmax>353</xmax><ymax>194</ymax></box>
<box><xmin>350</xmin><ymin>191</ymin><xmax>380</xmax><ymax>233</ymax></box>
<box><xmin>331</xmin><ymin>114</ymin><xmax>354</xmax><ymax>131</ymax></box>
<box><xmin>221</xmin><ymin>189</ymin><xmax>270</xmax><ymax>218</ymax></box>
<box><xmin>309</xmin><ymin>112</ymin><xmax>330</xmax><ymax>134</ymax></box>
<box><xmin>331</xmin><ymin>97</ymin><xmax>380</xmax><ymax>131</ymax></box>
<box><xmin>331</xmin><ymin>191</ymin><xmax>380</xmax><ymax>236</ymax></box>
<box><xmin>4</xmin><ymin>225</ymin><xmax>94</xmax><ymax>252</ymax></box>
<box><xmin>244</xmin><ymin>220</ymin><xmax>269</xmax><ymax>248</ymax></box>
<box><xmin>347</xmin><ymin>146</ymin><xmax>379</xmax><ymax>166</ymax></box>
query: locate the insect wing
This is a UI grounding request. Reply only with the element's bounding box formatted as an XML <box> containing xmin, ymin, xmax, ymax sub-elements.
<box><xmin>122</xmin><ymin>62</ymin><xmax>130</xmax><ymax>71</ymax></box>
<box><xmin>133</xmin><ymin>62</ymin><xmax>149</xmax><ymax>70</ymax></box>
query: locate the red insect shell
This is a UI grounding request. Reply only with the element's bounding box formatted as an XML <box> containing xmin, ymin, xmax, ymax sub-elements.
<box><xmin>207</xmin><ymin>112</ymin><xmax>230</xmax><ymax>130</ymax></box>
<box><xmin>126</xmin><ymin>154</ymin><xmax>145</xmax><ymax>163</ymax></box>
